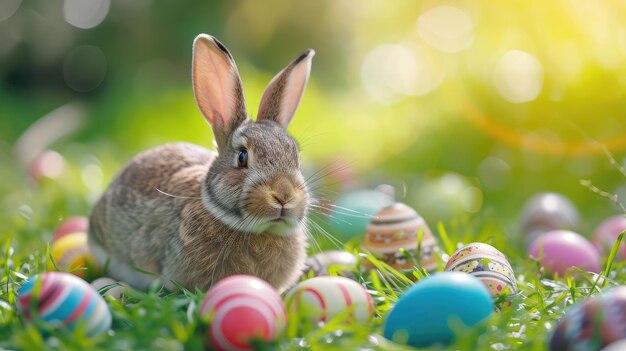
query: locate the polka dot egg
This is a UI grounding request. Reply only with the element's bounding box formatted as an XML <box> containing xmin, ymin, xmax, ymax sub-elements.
<box><xmin>445</xmin><ymin>242</ymin><xmax>517</xmax><ymax>297</ymax></box>
<box><xmin>285</xmin><ymin>276</ymin><xmax>373</xmax><ymax>331</ymax></box>
<box><xmin>362</xmin><ymin>202</ymin><xmax>438</xmax><ymax>271</ymax></box>
<box><xmin>199</xmin><ymin>275</ymin><xmax>286</xmax><ymax>351</ymax></box>
<box><xmin>17</xmin><ymin>272</ymin><xmax>111</xmax><ymax>337</ymax></box>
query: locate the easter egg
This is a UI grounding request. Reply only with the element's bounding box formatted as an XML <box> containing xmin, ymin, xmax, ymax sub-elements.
<box><xmin>362</xmin><ymin>203</ymin><xmax>438</xmax><ymax>271</ymax></box>
<box><xmin>592</xmin><ymin>215</ymin><xmax>626</xmax><ymax>260</ymax></box>
<box><xmin>383</xmin><ymin>272</ymin><xmax>493</xmax><ymax>348</ymax></box>
<box><xmin>329</xmin><ymin>189</ymin><xmax>393</xmax><ymax>241</ymax></box>
<box><xmin>304</xmin><ymin>251</ymin><xmax>357</xmax><ymax>277</ymax></box>
<box><xmin>199</xmin><ymin>275</ymin><xmax>286</xmax><ymax>351</ymax></box>
<box><xmin>445</xmin><ymin>243</ymin><xmax>517</xmax><ymax>297</ymax></box>
<box><xmin>528</xmin><ymin>230</ymin><xmax>601</xmax><ymax>275</ymax></box>
<box><xmin>17</xmin><ymin>272</ymin><xmax>111</xmax><ymax>336</ymax></box>
<box><xmin>285</xmin><ymin>276</ymin><xmax>373</xmax><ymax>330</ymax></box>
<box><xmin>601</xmin><ymin>340</ymin><xmax>626</xmax><ymax>351</ymax></box>
<box><xmin>50</xmin><ymin>232</ymin><xmax>99</xmax><ymax>279</ymax></box>
<box><xmin>52</xmin><ymin>216</ymin><xmax>89</xmax><ymax>242</ymax></box>
<box><xmin>91</xmin><ymin>277</ymin><xmax>125</xmax><ymax>299</ymax></box>
<box><xmin>550</xmin><ymin>286</ymin><xmax>626</xmax><ymax>351</ymax></box>
<box><xmin>520</xmin><ymin>192</ymin><xmax>579</xmax><ymax>243</ymax></box>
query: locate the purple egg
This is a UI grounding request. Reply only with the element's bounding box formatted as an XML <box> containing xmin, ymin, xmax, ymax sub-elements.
<box><xmin>528</xmin><ymin>230</ymin><xmax>601</xmax><ymax>275</ymax></box>
<box><xmin>592</xmin><ymin>215</ymin><xmax>626</xmax><ymax>260</ymax></box>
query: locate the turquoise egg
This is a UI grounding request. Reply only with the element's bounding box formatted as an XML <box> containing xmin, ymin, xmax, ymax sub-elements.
<box><xmin>328</xmin><ymin>190</ymin><xmax>393</xmax><ymax>241</ymax></box>
<box><xmin>383</xmin><ymin>272</ymin><xmax>493</xmax><ymax>348</ymax></box>
<box><xmin>17</xmin><ymin>272</ymin><xmax>111</xmax><ymax>337</ymax></box>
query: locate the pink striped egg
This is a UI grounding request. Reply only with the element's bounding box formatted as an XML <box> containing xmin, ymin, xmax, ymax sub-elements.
<box><xmin>199</xmin><ymin>275</ymin><xmax>286</xmax><ymax>351</ymax></box>
<box><xmin>285</xmin><ymin>276</ymin><xmax>374</xmax><ymax>329</ymax></box>
<box><xmin>17</xmin><ymin>272</ymin><xmax>111</xmax><ymax>336</ymax></box>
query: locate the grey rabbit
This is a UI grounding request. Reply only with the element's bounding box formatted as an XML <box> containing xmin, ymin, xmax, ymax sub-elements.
<box><xmin>88</xmin><ymin>34</ymin><xmax>314</xmax><ymax>292</ymax></box>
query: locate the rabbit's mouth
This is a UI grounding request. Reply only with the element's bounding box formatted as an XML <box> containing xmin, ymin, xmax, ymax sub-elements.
<box><xmin>265</xmin><ymin>216</ymin><xmax>299</xmax><ymax>236</ymax></box>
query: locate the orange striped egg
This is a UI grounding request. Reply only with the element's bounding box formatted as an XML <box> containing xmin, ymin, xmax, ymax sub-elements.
<box><xmin>285</xmin><ymin>276</ymin><xmax>373</xmax><ymax>331</ymax></box>
<box><xmin>445</xmin><ymin>243</ymin><xmax>517</xmax><ymax>297</ymax></box>
<box><xmin>199</xmin><ymin>275</ymin><xmax>286</xmax><ymax>351</ymax></box>
<box><xmin>362</xmin><ymin>203</ymin><xmax>438</xmax><ymax>271</ymax></box>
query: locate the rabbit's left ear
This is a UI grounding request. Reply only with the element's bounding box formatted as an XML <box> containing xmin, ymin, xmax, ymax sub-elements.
<box><xmin>257</xmin><ymin>49</ymin><xmax>314</xmax><ymax>129</ymax></box>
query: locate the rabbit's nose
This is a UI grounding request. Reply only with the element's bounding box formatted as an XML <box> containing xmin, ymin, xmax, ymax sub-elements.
<box><xmin>271</xmin><ymin>178</ymin><xmax>295</xmax><ymax>205</ymax></box>
<box><xmin>272</xmin><ymin>194</ymin><xmax>288</xmax><ymax>206</ymax></box>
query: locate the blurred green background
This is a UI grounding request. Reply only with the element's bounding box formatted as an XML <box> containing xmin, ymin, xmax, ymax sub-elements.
<box><xmin>1</xmin><ymin>0</ymin><xmax>626</xmax><ymax>243</ymax></box>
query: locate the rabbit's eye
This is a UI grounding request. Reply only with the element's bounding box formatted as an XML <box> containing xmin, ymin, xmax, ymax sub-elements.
<box><xmin>237</xmin><ymin>150</ymin><xmax>248</xmax><ymax>168</ymax></box>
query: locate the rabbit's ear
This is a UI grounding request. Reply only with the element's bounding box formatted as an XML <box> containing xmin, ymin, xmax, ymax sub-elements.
<box><xmin>257</xmin><ymin>49</ymin><xmax>314</xmax><ymax>129</ymax></box>
<box><xmin>193</xmin><ymin>34</ymin><xmax>247</xmax><ymax>147</ymax></box>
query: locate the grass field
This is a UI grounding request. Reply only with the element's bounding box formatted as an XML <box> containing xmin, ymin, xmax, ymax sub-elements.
<box><xmin>1</xmin><ymin>140</ymin><xmax>625</xmax><ymax>351</ymax></box>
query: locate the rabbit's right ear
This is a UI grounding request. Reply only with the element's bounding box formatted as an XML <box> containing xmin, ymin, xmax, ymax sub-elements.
<box><xmin>193</xmin><ymin>34</ymin><xmax>247</xmax><ymax>148</ymax></box>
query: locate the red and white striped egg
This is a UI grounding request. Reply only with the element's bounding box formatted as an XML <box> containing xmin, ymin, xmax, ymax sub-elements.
<box><xmin>199</xmin><ymin>275</ymin><xmax>286</xmax><ymax>351</ymax></box>
<box><xmin>285</xmin><ymin>276</ymin><xmax>374</xmax><ymax>328</ymax></box>
<box><xmin>17</xmin><ymin>272</ymin><xmax>111</xmax><ymax>336</ymax></box>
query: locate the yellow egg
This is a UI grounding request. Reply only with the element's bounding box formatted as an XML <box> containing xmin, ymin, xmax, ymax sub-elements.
<box><xmin>49</xmin><ymin>232</ymin><xmax>99</xmax><ymax>279</ymax></box>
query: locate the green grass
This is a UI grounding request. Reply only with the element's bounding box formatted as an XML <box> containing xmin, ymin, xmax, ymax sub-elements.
<box><xmin>1</xmin><ymin>144</ymin><xmax>626</xmax><ymax>351</ymax></box>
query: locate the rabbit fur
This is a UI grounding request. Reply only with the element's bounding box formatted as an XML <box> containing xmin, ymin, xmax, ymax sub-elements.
<box><xmin>88</xmin><ymin>34</ymin><xmax>314</xmax><ymax>292</ymax></box>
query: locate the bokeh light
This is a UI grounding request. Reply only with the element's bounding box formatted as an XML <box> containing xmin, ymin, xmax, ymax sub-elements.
<box><xmin>63</xmin><ymin>45</ymin><xmax>107</xmax><ymax>93</ymax></box>
<box><xmin>361</xmin><ymin>43</ymin><xmax>443</xmax><ymax>103</ymax></box>
<box><xmin>417</xmin><ymin>5</ymin><xmax>474</xmax><ymax>53</ymax></box>
<box><xmin>63</xmin><ymin>0</ymin><xmax>110</xmax><ymax>29</ymax></box>
<box><xmin>493</xmin><ymin>50</ymin><xmax>544</xmax><ymax>103</ymax></box>
<box><xmin>0</xmin><ymin>0</ymin><xmax>21</xmax><ymax>22</ymax></box>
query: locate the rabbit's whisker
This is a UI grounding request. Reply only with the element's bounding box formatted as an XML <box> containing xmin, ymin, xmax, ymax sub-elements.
<box><xmin>308</xmin><ymin>203</ymin><xmax>375</xmax><ymax>220</ymax></box>
<box><xmin>155</xmin><ymin>188</ymin><xmax>202</xmax><ymax>199</ymax></box>
<box><xmin>305</xmin><ymin>215</ymin><xmax>344</xmax><ymax>250</ymax></box>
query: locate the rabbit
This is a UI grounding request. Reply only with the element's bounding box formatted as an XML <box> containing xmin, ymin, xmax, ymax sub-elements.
<box><xmin>88</xmin><ymin>34</ymin><xmax>314</xmax><ymax>293</ymax></box>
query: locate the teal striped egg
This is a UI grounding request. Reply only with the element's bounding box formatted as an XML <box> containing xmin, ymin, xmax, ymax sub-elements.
<box><xmin>17</xmin><ymin>272</ymin><xmax>111</xmax><ymax>336</ymax></box>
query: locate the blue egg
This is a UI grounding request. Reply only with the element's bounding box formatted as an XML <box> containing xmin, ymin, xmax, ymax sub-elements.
<box><xmin>383</xmin><ymin>272</ymin><xmax>494</xmax><ymax>348</ymax></box>
<box><xmin>329</xmin><ymin>190</ymin><xmax>393</xmax><ymax>240</ymax></box>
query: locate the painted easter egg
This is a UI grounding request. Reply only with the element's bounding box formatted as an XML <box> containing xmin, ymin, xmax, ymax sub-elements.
<box><xmin>592</xmin><ymin>215</ymin><xmax>626</xmax><ymax>260</ymax></box>
<box><xmin>362</xmin><ymin>202</ymin><xmax>439</xmax><ymax>272</ymax></box>
<box><xmin>50</xmin><ymin>232</ymin><xmax>99</xmax><ymax>279</ymax></box>
<box><xmin>52</xmin><ymin>216</ymin><xmax>89</xmax><ymax>242</ymax></box>
<box><xmin>601</xmin><ymin>339</ymin><xmax>626</xmax><ymax>351</ymax></box>
<box><xmin>445</xmin><ymin>243</ymin><xmax>517</xmax><ymax>297</ymax></box>
<box><xmin>528</xmin><ymin>230</ymin><xmax>601</xmax><ymax>275</ymax></box>
<box><xmin>520</xmin><ymin>192</ymin><xmax>579</xmax><ymax>244</ymax></box>
<box><xmin>285</xmin><ymin>276</ymin><xmax>374</xmax><ymax>331</ymax></box>
<box><xmin>329</xmin><ymin>189</ymin><xmax>394</xmax><ymax>241</ymax></box>
<box><xmin>384</xmin><ymin>272</ymin><xmax>493</xmax><ymax>348</ymax></box>
<box><xmin>550</xmin><ymin>286</ymin><xmax>626</xmax><ymax>351</ymax></box>
<box><xmin>304</xmin><ymin>251</ymin><xmax>357</xmax><ymax>277</ymax></box>
<box><xmin>90</xmin><ymin>277</ymin><xmax>125</xmax><ymax>299</ymax></box>
<box><xmin>199</xmin><ymin>275</ymin><xmax>286</xmax><ymax>351</ymax></box>
<box><xmin>17</xmin><ymin>272</ymin><xmax>111</xmax><ymax>336</ymax></box>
